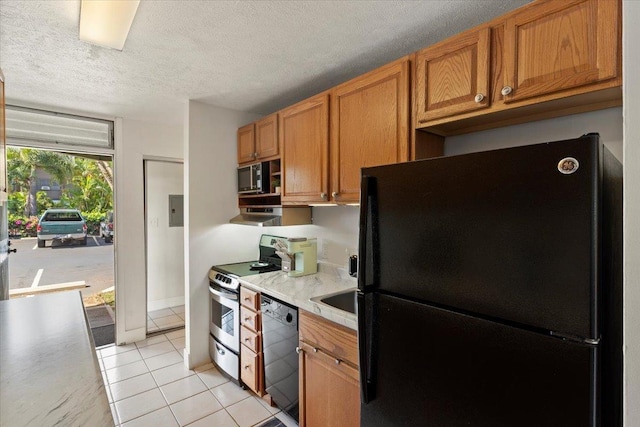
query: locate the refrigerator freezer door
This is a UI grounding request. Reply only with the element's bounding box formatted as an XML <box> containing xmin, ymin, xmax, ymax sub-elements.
<box><xmin>361</xmin><ymin>294</ymin><xmax>597</xmax><ymax>427</ymax></box>
<box><xmin>361</xmin><ymin>135</ymin><xmax>600</xmax><ymax>339</ymax></box>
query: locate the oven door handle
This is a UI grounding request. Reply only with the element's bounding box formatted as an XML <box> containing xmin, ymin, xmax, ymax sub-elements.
<box><xmin>214</xmin><ymin>342</ymin><xmax>226</xmax><ymax>356</ymax></box>
<box><xmin>209</xmin><ymin>286</ymin><xmax>238</xmax><ymax>301</ymax></box>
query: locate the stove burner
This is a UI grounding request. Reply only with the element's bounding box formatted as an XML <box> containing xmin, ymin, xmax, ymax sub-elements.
<box><xmin>250</xmin><ymin>262</ymin><xmax>279</xmax><ymax>272</ymax></box>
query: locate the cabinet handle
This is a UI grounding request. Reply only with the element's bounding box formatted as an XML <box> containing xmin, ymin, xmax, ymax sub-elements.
<box><xmin>331</xmin><ymin>191</ymin><xmax>339</xmax><ymax>199</ymax></box>
<box><xmin>501</xmin><ymin>86</ymin><xmax>513</xmax><ymax>96</ymax></box>
<box><xmin>254</xmin><ymin>152</ymin><xmax>258</xmax><ymax>158</ymax></box>
<box><xmin>245</xmin><ymin>365</ymin><xmax>251</xmax><ymax>369</ymax></box>
<box><xmin>335</xmin><ymin>359</ymin><xmax>341</xmax><ymax>365</ymax></box>
<box><xmin>295</xmin><ymin>346</ymin><xmax>303</xmax><ymax>354</ymax></box>
<box><xmin>244</xmin><ymin>297</ymin><xmax>251</xmax><ymax>301</ymax></box>
<box><xmin>320</xmin><ymin>193</ymin><xmax>328</xmax><ymax>200</ymax></box>
<box><xmin>244</xmin><ymin>337</ymin><xmax>251</xmax><ymax>342</ymax></box>
<box><xmin>244</xmin><ymin>317</ymin><xmax>251</xmax><ymax>322</ymax></box>
<box><xmin>474</xmin><ymin>93</ymin><xmax>485</xmax><ymax>103</ymax></box>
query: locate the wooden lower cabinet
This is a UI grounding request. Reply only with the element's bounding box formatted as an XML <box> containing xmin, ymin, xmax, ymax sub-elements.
<box><xmin>240</xmin><ymin>344</ymin><xmax>262</xmax><ymax>394</ymax></box>
<box><xmin>298</xmin><ymin>310</ymin><xmax>360</xmax><ymax>427</ymax></box>
<box><xmin>240</xmin><ymin>287</ymin><xmax>266</xmax><ymax>397</ymax></box>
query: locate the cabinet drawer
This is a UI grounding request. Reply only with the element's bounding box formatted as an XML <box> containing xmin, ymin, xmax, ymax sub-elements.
<box><xmin>299</xmin><ymin>310</ymin><xmax>358</xmax><ymax>367</ymax></box>
<box><xmin>240</xmin><ymin>287</ymin><xmax>260</xmax><ymax>311</ymax></box>
<box><xmin>241</xmin><ymin>306</ymin><xmax>261</xmax><ymax>332</ymax></box>
<box><xmin>241</xmin><ymin>325</ymin><xmax>261</xmax><ymax>353</ymax></box>
<box><xmin>241</xmin><ymin>345</ymin><xmax>262</xmax><ymax>394</ymax></box>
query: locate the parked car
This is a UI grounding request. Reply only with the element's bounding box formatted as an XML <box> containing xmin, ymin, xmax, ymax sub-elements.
<box><xmin>100</xmin><ymin>211</ymin><xmax>114</xmax><ymax>243</ymax></box>
<box><xmin>37</xmin><ymin>209</ymin><xmax>87</xmax><ymax>247</ymax></box>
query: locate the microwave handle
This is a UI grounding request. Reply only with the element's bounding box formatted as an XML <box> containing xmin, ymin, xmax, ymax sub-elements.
<box><xmin>251</xmin><ymin>165</ymin><xmax>257</xmax><ymax>191</ymax></box>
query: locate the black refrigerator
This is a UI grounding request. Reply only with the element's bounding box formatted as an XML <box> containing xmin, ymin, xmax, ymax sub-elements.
<box><xmin>357</xmin><ymin>134</ymin><xmax>622</xmax><ymax>427</ymax></box>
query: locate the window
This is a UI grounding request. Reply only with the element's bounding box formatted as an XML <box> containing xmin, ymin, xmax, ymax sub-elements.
<box><xmin>43</xmin><ymin>211</ymin><xmax>83</xmax><ymax>221</ymax></box>
<box><xmin>5</xmin><ymin>106</ymin><xmax>114</xmax><ymax>150</ymax></box>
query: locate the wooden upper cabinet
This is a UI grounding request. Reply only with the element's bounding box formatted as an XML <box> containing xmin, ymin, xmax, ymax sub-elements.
<box><xmin>415</xmin><ymin>28</ymin><xmax>491</xmax><ymax>124</ymax></box>
<box><xmin>331</xmin><ymin>58</ymin><xmax>410</xmax><ymax>203</ymax></box>
<box><xmin>238</xmin><ymin>114</ymin><xmax>279</xmax><ymax>165</ymax></box>
<box><xmin>255</xmin><ymin>113</ymin><xmax>279</xmax><ymax>160</ymax></box>
<box><xmin>280</xmin><ymin>94</ymin><xmax>330</xmax><ymax>204</ymax></box>
<box><xmin>237</xmin><ymin>123</ymin><xmax>256</xmax><ymax>164</ymax></box>
<box><xmin>502</xmin><ymin>0</ymin><xmax>619</xmax><ymax>104</ymax></box>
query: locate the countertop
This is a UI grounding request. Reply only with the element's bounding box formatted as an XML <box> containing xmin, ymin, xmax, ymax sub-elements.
<box><xmin>239</xmin><ymin>263</ymin><xmax>358</xmax><ymax>330</ymax></box>
<box><xmin>0</xmin><ymin>291</ymin><xmax>114</xmax><ymax>427</ymax></box>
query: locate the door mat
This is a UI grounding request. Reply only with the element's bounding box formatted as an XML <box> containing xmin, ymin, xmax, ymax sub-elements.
<box><xmin>91</xmin><ymin>324</ymin><xmax>115</xmax><ymax>347</ymax></box>
<box><xmin>256</xmin><ymin>419</ymin><xmax>285</xmax><ymax>427</ymax></box>
<box><xmin>86</xmin><ymin>304</ymin><xmax>115</xmax><ymax>347</ymax></box>
<box><xmin>86</xmin><ymin>304</ymin><xmax>114</xmax><ymax>328</ymax></box>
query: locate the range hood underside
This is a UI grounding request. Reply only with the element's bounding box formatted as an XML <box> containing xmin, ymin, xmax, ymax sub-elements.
<box><xmin>230</xmin><ymin>207</ymin><xmax>312</xmax><ymax>226</ymax></box>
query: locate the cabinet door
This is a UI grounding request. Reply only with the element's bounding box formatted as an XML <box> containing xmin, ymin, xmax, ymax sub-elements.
<box><xmin>241</xmin><ymin>344</ymin><xmax>262</xmax><ymax>395</ymax></box>
<box><xmin>280</xmin><ymin>94</ymin><xmax>329</xmax><ymax>204</ymax></box>
<box><xmin>502</xmin><ymin>0</ymin><xmax>619</xmax><ymax>104</ymax></box>
<box><xmin>299</xmin><ymin>342</ymin><xmax>360</xmax><ymax>427</ymax></box>
<box><xmin>256</xmin><ymin>113</ymin><xmax>279</xmax><ymax>160</ymax></box>
<box><xmin>331</xmin><ymin>58</ymin><xmax>410</xmax><ymax>203</ymax></box>
<box><xmin>415</xmin><ymin>28</ymin><xmax>491</xmax><ymax>124</ymax></box>
<box><xmin>238</xmin><ymin>123</ymin><xmax>256</xmax><ymax>164</ymax></box>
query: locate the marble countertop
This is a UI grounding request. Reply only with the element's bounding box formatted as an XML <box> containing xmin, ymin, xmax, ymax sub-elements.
<box><xmin>239</xmin><ymin>263</ymin><xmax>358</xmax><ymax>330</ymax></box>
<box><xmin>0</xmin><ymin>291</ymin><xmax>114</xmax><ymax>427</ymax></box>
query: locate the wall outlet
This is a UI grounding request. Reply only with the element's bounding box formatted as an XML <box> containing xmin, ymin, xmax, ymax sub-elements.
<box><xmin>320</xmin><ymin>238</ymin><xmax>329</xmax><ymax>259</ymax></box>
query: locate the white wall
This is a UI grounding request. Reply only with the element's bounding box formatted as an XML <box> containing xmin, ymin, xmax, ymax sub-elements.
<box><xmin>146</xmin><ymin>161</ymin><xmax>185</xmax><ymax>312</ymax></box>
<box><xmin>446</xmin><ymin>107</ymin><xmax>623</xmax><ymax>161</ymax></box>
<box><xmin>183</xmin><ymin>101</ymin><xmax>260</xmax><ymax>368</ymax></box>
<box><xmin>623</xmin><ymin>2</ymin><xmax>639</xmax><ymax>425</ymax></box>
<box><xmin>115</xmin><ymin>118</ymin><xmax>183</xmax><ymax>344</ymax></box>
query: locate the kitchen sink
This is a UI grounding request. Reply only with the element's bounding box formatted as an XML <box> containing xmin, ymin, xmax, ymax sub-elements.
<box><xmin>311</xmin><ymin>289</ymin><xmax>357</xmax><ymax>314</ymax></box>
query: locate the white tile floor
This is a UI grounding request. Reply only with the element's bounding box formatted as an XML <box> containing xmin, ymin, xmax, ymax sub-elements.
<box><xmin>147</xmin><ymin>305</ymin><xmax>185</xmax><ymax>333</ymax></box>
<box><xmin>98</xmin><ymin>328</ymin><xmax>298</xmax><ymax>427</ymax></box>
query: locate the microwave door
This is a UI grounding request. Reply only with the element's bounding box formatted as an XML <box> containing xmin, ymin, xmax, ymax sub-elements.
<box><xmin>238</xmin><ymin>165</ymin><xmax>255</xmax><ymax>193</ymax></box>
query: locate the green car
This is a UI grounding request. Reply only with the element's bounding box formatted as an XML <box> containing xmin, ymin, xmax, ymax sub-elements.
<box><xmin>37</xmin><ymin>209</ymin><xmax>88</xmax><ymax>248</ymax></box>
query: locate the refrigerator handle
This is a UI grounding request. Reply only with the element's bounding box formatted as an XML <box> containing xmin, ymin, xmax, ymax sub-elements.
<box><xmin>358</xmin><ymin>175</ymin><xmax>378</xmax><ymax>292</ymax></box>
<box><xmin>357</xmin><ymin>291</ymin><xmax>376</xmax><ymax>404</ymax></box>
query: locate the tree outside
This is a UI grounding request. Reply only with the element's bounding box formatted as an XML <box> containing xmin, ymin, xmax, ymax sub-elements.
<box><xmin>7</xmin><ymin>147</ymin><xmax>113</xmax><ymax>236</ymax></box>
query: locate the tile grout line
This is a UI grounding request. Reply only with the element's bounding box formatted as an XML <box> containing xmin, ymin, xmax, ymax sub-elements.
<box><xmin>104</xmin><ymin>327</ymin><xmax>270</xmax><ymax>427</ymax></box>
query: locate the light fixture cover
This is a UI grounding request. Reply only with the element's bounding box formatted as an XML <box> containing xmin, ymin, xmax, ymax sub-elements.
<box><xmin>79</xmin><ymin>0</ymin><xmax>140</xmax><ymax>50</ymax></box>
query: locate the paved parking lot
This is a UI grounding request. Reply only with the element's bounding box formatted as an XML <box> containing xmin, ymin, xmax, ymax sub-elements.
<box><xmin>8</xmin><ymin>236</ymin><xmax>115</xmax><ymax>296</ymax></box>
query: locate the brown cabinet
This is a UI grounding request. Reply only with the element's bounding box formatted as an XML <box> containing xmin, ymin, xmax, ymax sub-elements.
<box><xmin>330</xmin><ymin>57</ymin><xmax>410</xmax><ymax>203</ymax></box>
<box><xmin>237</xmin><ymin>123</ymin><xmax>256</xmax><ymax>164</ymax></box>
<box><xmin>298</xmin><ymin>310</ymin><xmax>360</xmax><ymax>427</ymax></box>
<box><xmin>255</xmin><ymin>113</ymin><xmax>279</xmax><ymax>160</ymax></box>
<box><xmin>279</xmin><ymin>93</ymin><xmax>330</xmax><ymax>205</ymax></box>
<box><xmin>415</xmin><ymin>28</ymin><xmax>491</xmax><ymax>124</ymax></box>
<box><xmin>502</xmin><ymin>0</ymin><xmax>619</xmax><ymax>104</ymax></box>
<box><xmin>281</xmin><ymin>58</ymin><xmax>410</xmax><ymax>205</ymax></box>
<box><xmin>415</xmin><ymin>0</ymin><xmax>621</xmax><ymax>135</ymax></box>
<box><xmin>240</xmin><ymin>287</ymin><xmax>265</xmax><ymax>396</ymax></box>
<box><xmin>237</xmin><ymin>113</ymin><xmax>279</xmax><ymax>165</ymax></box>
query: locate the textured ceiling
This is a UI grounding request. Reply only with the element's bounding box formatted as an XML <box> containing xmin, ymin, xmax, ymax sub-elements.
<box><xmin>0</xmin><ymin>0</ymin><xmax>530</xmax><ymax>124</ymax></box>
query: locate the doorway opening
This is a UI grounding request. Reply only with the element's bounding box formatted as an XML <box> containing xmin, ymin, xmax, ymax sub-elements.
<box><xmin>144</xmin><ymin>159</ymin><xmax>184</xmax><ymax>334</ymax></box>
<box><xmin>5</xmin><ymin>106</ymin><xmax>116</xmax><ymax>346</ymax></box>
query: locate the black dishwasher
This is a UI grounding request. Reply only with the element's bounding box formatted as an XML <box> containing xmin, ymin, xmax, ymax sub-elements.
<box><xmin>261</xmin><ymin>295</ymin><xmax>299</xmax><ymax>422</ymax></box>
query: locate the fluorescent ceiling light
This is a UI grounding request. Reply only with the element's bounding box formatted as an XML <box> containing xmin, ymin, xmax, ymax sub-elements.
<box><xmin>79</xmin><ymin>0</ymin><xmax>140</xmax><ymax>50</ymax></box>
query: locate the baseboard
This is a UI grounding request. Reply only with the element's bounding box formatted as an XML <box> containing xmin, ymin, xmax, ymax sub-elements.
<box><xmin>116</xmin><ymin>326</ymin><xmax>146</xmax><ymax>346</ymax></box>
<box><xmin>148</xmin><ymin>296</ymin><xmax>185</xmax><ymax>312</ymax></box>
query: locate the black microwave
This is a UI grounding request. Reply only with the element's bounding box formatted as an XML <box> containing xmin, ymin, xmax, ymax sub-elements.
<box><xmin>238</xmin><ymin>161</ymin><xmax>270</xmax><ymax>194</ymax></box>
